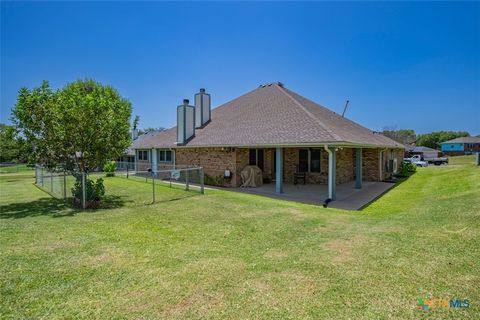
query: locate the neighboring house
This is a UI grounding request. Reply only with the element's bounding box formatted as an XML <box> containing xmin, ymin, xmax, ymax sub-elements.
<box><xmin>131</xmin><ymin>82</ymin><xmax>404</xmax><ymax>200</ymax></box>
<box><xmin>116</xmin><ymin>147</ymin><xmax>135</xmax><ymax>170</ymax></box>
<box><xmin>407</xmin><ymin>146</ymin><xmax>441</xmax><ymax>159</ymax></box>
<box><xmin>116</xmin><ymin>130</ymin><xmax>158</xmax><ymax>170</ymax></box>
<box><xmin>440</xmin><ymin>137</ymin><xmax>480</xmax><ymax>156</ymax></box>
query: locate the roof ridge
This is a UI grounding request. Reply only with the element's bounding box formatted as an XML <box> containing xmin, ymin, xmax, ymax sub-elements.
<box><xmin>274</xmin><ymin>84</ymin><xmax>343</xmax><ymax>141</ymax></box>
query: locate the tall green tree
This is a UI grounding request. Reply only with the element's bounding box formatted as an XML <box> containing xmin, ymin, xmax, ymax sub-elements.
<box><xmin>11</xmin><ymin>81</ymin><xmax>59</xmax><ymax>167</ymax></box>
<box><xmin>381</xmin><ymin>128</ymin><xmax>417</xmax><ymax>145</ymax></box>
<box><xmin>132</xmin><ymin>115</ymin><xmax>140</xmax><ymax>130</ymax></box>
<box><xmin>12</xmin><ymin>79</ymin><xmax>132</xmax><ymax>172</ymax></box>
<box><xmin>416</xmin><ymin>131</ymin><xmax>470</xmax><ymax>149</ymax></box>
<box><xmin>0</xmin><ymin>123</ymin><xmax>26</xmax><ymax>163</ymax></box>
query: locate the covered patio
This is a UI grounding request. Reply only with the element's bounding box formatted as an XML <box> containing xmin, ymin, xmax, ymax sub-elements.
<box><xmin>234</xmin><ymin>181</ymin><xmax>396</xmax><ymax>210</ymax></box>
<box><xmin>233</xmin><ymin>146</ymin><xmax>400</xmax><ymax>210</ymax></box>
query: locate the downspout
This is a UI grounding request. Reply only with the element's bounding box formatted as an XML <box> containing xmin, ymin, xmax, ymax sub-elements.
<box><xmin>323</xmin><ymin>145</ymin><xmax>333</xmax><ymax>207</ymax></box>
<box><xmin>379</xmin><ymin>148</ymin><xmax>387</xmax><ymax>181</ymax></box>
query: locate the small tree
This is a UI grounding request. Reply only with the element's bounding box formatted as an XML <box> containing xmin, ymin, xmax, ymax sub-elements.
<box><xmin>12</xmin><ymin>79</ymin><xmax>132</xmax><ymax>172</ymax></box>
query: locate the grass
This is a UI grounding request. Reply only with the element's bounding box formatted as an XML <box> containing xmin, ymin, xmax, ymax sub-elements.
<box><xmin>0</xmin><ymin>163</ymin><xmax>34</xmax><ymax>174</ymax></box>
<box><xmin>448</xmin><ymin>154</ymin><xmax>476</xmax><ymax>165</ymax></box>
<box><xmin>0</xmin><ymin>164</ymin><xmax>479</xmax><ymax>319</ymax></box>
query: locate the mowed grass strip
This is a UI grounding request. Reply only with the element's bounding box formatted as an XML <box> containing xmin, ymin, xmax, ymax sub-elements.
<box><xmin>0</xmin><ymin>163</ymin><xmax>479</xmax><ymax>319</ymax></box>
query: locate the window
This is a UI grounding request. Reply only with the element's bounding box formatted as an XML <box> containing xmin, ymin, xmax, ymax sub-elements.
<box><xmin>299</xmin><ymin>149</ymin><xmax>309</xmax><ymax>172</ymax></box>
<box><xmin>298</xmin><ymin>149</ymin><xmax>321</xmax><ymax>173</ymax></box>
<box><xmin>249</xmin><ymin>149</ymin><xmax>264</xmax><ymax>170</ymax></box>
<box><xmin>138</xmin><ymin>150</ymin><xmax>149</xmax><ymax>161</ymax></box>
<box><xmin>310</xmin><ymin>149</ymin><xmax>321</xmax><ymax>172</ymax></box>
<box><xmin>157</xmin><ymin>149</ymin><xmax>173</xmax><ymax>163</ymax></box>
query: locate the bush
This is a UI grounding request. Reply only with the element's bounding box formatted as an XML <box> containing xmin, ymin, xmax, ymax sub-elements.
<box><xmin>72</xmin><ymin>175</ymin><xmax>106</xmax><ymax>204</ymax></box>
<box><xmin>103</xmin><ymin>160</ymin><xmax>116</xmax><ymax>177</ymax></box>
<box><xmin>398</xmin><ymin>161</ymin><xmax>417</xmax><ymax>177</ymax></box>
<box><xmin>204</xmin><ymin>174</ymin><xmax>225</xmax><ymax>186</ymax></box>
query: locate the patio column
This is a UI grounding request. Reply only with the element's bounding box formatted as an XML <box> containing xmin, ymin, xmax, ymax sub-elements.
<box><xmin>134</xmin><ymin>150</ymin><xmax>138</xmax><ymax>173</ymax></box>
<box><xmin>356</xmin><ymin>148</ymin><xmax>362</xmax><ymax>189</ymax></box>
<box><xmin>275</xmin><ymin>147</ymin><xmax>283</xmax><ymax>193</ymax></box>
<box><xmin>151</xmin><ymin>148</ymin><xmax>157</xmax><ymax>173</ymax></box>
<box><xmin>325</xmin><ymin>146</ymin><xmax>336</xmax><ymax>201</ymax></box>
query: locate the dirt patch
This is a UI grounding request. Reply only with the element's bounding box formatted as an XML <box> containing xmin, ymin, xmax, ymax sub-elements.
<box><xmin>286</xmin><ymin>208</ymin><xmax>311</xmax><ymax>220</ymax></box>
<box><xmin>326</xmin><ymin>234</ymin><xmax>366</xmax><ymax>263</ymax></box>
<box><xmin>160</xmin><ymin>292</ymin><xmax>224</xmax><ymax>318</ymax></box>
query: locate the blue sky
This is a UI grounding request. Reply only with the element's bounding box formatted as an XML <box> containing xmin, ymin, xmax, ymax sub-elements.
<box><xmin>1</xmin><ymin>2</ymin><xmax>479</xmax><ymax>134</ymax></box>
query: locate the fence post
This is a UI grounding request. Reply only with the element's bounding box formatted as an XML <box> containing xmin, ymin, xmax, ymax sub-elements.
<box><xmin>200</xmin><ymin>168</ymin><xmax>204</xmax><ymax>194</ymax></box>
<box><xmin>50</xmin><ymin>172</ymin><xmax>53</xmax><ymax>193</ymax></box>
<box><xmin>185</xmin><ymin>169</ymin><xmax>189</xmax><ymax>191</ymax></box>
<box><xmin>152</xmin><ymin>171</ymin><xmax>155</xmax><ymax>203</ymax></box>
<box><xmin>82</xmin><ymin>172</ymin><xmax>86</xmax><ymax>210</ymax></box>
<box><xmin>127</xmin><ymin>166</ymin><xmax>129</xmax><ymax>179</ymax></box>
<box><xmin>41</xmin><ymin>167</ymin><xmax>44</xmax><ymax>187</ymax></box>
<box><xmin>63</xmin><ymin>171</ymin><xmax>67</xmax><ymax>200</ymax></box>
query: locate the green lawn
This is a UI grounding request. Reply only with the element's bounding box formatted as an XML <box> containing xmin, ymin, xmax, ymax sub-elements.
<box><xmin>0</xmin><ymin>164</ymin><xmax>479</xmax><ymax>319</ymax></box>
<box><xmin>0</xmin><ymin>164</ymin><xmax>34</xmax><ymax>174</ymax></box>
<box><xmin>448</xmin><ymin>154</ymin><xmax>477</xmax><ymax>165</ymax></box>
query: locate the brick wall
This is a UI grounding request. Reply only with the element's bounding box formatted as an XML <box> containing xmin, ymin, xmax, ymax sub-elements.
<box><xmin>336</xmin><ymin>148</ymin><xmax>355</xmax><ymax>184</ymax></box>
<box><xmin>362</xmin><ymin>148</ymin><xmax>380</xmax><ymax>181</ymax></box>
<box><xmin>361</xmin><ymin>148</ymin><xmax>404</xmax><ymax>182</ymax></box>
<box><xmin>171</xmin><ymin>146</ymin><xmax>402</xmax><ymax>187</ymax></box>
<box><xmin>235</xmin><ymin>149</ymin><xmax>249</xmax><ymax>187</ymax></box>
<box><xmin>175</xmin><ymin>148</ymin><xmax>237</xmax><ymax>187</ymax></box>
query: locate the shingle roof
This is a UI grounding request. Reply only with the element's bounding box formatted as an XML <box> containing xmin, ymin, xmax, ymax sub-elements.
<box><xmin>441</xmin><ymin>136</ymin><xmax>480</xmax><ymax>144</ymax></box>
<box><xmin>132</xmin><ymin>83</ymin><xmax>403</xmax><ymax>149</ymax></box>
<box><xmin>411</xmin><ymin>146</ymin><xmax>439</xmax><ymax>152</ymax></box>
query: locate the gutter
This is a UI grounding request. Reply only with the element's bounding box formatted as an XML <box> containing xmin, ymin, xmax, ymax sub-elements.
<box><xmin>134</xmin><ymin>142</ymin><xmax>404</xmax><ymax>150</ymax></box>
<box><xmin>379</xmin><ymin>148</ymin><xmax>387</xmax><ymax>181</ymax></box>
<box><xmin>324</xmin><ymin>145</ymin><xmax>334</xmax><ymax>204</ymax></box>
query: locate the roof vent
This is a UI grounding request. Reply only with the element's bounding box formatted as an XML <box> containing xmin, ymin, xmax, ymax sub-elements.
<box><xmin>195</xmin><ymin>88</ymin><xmax>211</xmax><ymax>128</ymax></box>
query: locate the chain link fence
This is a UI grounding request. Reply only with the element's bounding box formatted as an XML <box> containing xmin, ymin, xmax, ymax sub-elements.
<box><xmin>34</xmin><ymin>164</ymin><xmax>204</xmax><ymax>210</ymax></box>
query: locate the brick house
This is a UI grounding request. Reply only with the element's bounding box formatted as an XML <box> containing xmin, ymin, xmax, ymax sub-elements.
<box><xmin>132</xmin><ymin>83</ymin><xmax>404</xmax><ymax>200</ymax></box>
<box><xmin>440</xmin><ymin>136</ymin><xmax>480</xmax><ymax>156</ymax></box>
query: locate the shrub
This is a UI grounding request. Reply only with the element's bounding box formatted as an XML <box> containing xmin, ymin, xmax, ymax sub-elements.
<box><xmin>204</xmin><ymin>174</ymin><xmax>225</xmax><ymax>186</ymax></box>
<box><xmin>104</xmin><ymin>160</ymin><xmax>116</xmax><ymax>177</ymax></box>
<box><xmin>71</xmin><ymin>175</ymin><xmax>106</xmax><ymax>203</ymax></box>
<box><xmin>398</xmin><ymin>161</ymin><xmax>417</xmax><ymax>177</ymax></box>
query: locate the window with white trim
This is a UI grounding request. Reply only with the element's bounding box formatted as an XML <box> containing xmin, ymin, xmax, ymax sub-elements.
<box><xmin>298</xmin><ymin>149</ymin><xmax>321</xmax><ymax>173</ymax></box>
<box><xmin>138</xmin><ymin>150</ymin><xmax>149</xmax><ymax>161</ymax></box>
<box><xmin>157</xmin><ymin>149</ymin><xmax>173</xmax><ymax>163</ymax></box>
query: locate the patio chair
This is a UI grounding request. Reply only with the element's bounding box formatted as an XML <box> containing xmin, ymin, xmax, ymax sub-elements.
<box><xmin>293</xmin><ymin>165</ymin><xmax>306</xmax><ymax>185</ymax></box>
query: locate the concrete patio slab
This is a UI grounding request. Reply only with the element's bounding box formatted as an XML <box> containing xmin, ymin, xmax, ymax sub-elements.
<box><xmin>233</xmin><ymin>181</ymin><xmax>396</xmax><ymax>210</ymax></box>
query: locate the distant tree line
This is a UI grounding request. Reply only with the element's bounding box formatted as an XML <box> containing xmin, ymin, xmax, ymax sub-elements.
<box><xmin>131</xmin><ymin>115</ymin><xmax>166</xmax><ymax>136</ymax></box>
<box><xmin>0</xmin><ymin>123</ymin><xmax>30</xmax><ymax>163</ymax></box>
<box><xmin>382</xmin><ymin>127</ymin><xmax>470</xmax><ymax>150</ymax></box>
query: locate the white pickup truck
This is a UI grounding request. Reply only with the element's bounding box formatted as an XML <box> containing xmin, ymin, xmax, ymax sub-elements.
<box><xmin>403</xmin><ymin>155</ymin><xmax>429</xmax><ymax>167</ymax></box>
<box><xmin>404</xmin><ymin>155</ymin><xmax>449</xmax><ymax>166</ymax></box>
